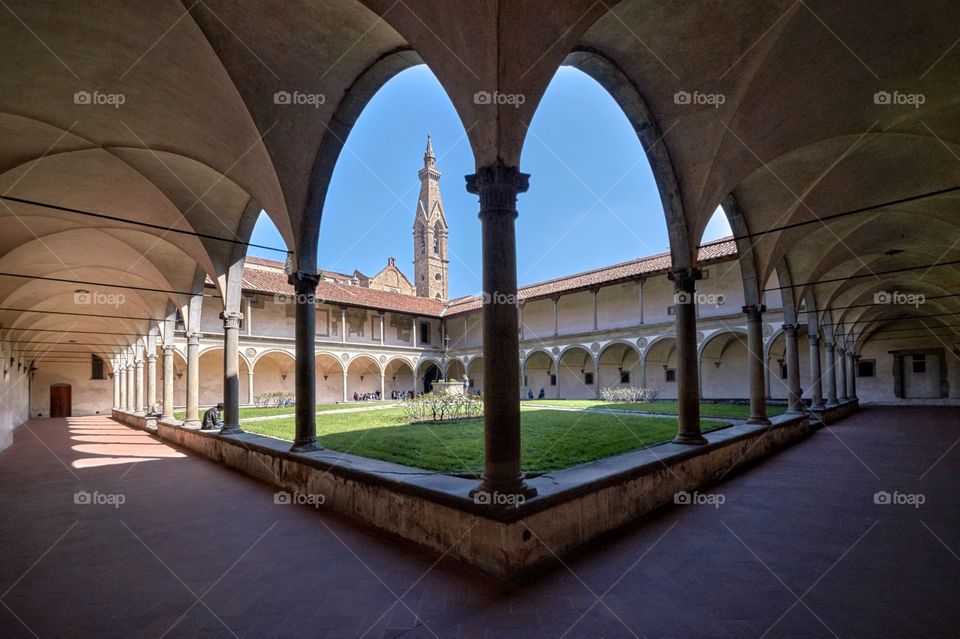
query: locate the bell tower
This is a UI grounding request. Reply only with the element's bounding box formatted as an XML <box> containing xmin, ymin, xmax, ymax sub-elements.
<box><xmin>413</xmin><ymin>134</ymin><xmax>448</xmax><ymax>300</ymax></box>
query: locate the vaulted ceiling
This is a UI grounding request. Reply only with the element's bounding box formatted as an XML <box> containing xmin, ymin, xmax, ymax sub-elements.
<box><xmin>1</xmin><ymin>0</ymin><xmax>958</xmax><ymax>362</ymax></box>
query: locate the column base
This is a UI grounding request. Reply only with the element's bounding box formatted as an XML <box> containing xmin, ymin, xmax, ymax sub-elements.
<box><xmin>290</xmin><ymin>439</ymin><xmax>323</xmax><ymax>453</ymax></box>
<box><xmin>218</xmin><ymin>425</ymin><xmax>243</xmax><ymax>436</ymax></box>
<box><xmin>746</xmin><ymin>417</ymin><xmax>772</xmax><ymax>425</ymax></box>
<box><xmin>673</xmin><ymin>432</ymin><xmax>708</xmax><ymax>445</ymax></box>
<box><xmin>182</xmin><ymin>420</ymin><xmax>200</xmax><ymax>429</ymax></box>
<box><xmin>825</xmin><ymin>400</ymin><xmax>839</xmax><ymax>407</ymax></box>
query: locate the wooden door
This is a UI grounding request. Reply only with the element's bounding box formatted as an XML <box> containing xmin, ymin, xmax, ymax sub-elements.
<box><xmin>50</xmin><ymin>384</ymin><xmax>71</xmax><ymax>418</ymax></box>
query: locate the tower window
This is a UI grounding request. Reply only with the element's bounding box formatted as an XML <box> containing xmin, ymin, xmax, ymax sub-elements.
<box><xmin>433</xmin><ymin>222</ymin><xmax>442</xmax><ymax>254</ymax></box>
<box><xmin>434</xmin><ymin>273</ymin><xmax>441</xmax><ymax>281</ymax></box>
<box><xmin>419</xmin><ymin>228</ymin><xmax>426</xmax><ymax>252</ymax></box>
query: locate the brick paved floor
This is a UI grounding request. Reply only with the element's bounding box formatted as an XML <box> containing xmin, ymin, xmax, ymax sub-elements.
<box><xmin>1</xmin><ymin>407</ymin><xmax>958</xmax><ymax>638</ymax></box>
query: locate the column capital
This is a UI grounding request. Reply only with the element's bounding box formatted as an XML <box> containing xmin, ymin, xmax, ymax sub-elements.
<box><xmin>824</xmin><ymin>341</ymin><xmax>834</xmax><ymax>349</ymax></box>
<box><xmin>134</xmin><ymin>359</ymin><xmax>143</xmax><ymax>368</ymax></box>
<box><xmin>162</xmin><ymin>344</ymin><xmax>176</xmax><ymax>353</ymax></box>
<box><xmin>185</xmin><ymin>332</ymin><xmax>201</xmax><ymax>345</ymax></box>
<box><xmin>782</xmin><ymin>323</ymin><xmax>798</xmax><ymax>336</ymax></box>
<box><xmin>146</xmin><ymin>353</ymin><xmax>157</xmax><ymax>362</ymax></box>
<box><xmin>288</xmin><ymin>270</ymin><xmax>320</xmax><ymax>293</ymax></box>
<box><xmin>853</xmin><ymin>353</ymin><xmax>861</xmax><ymax>361</ymax></box>
<box><xmin>220</xmin><ymin>310</ymin><xmax>243</xmax><ymax>329</ymax></box>
<box><xmin>667</xmin><ymin>267</ymin><xmax>701</xmax><ymax>294</ymax></box>
<box><xmin>808</xmin><ymin>333</ymin><xmax>820</xmax><ymax>345</ymax></box>
<box><xmin>465</xmin><ymin>163</ymin><xmax>529</xmax><ymax>216</ymax></box>
<box><xmin>742</xmin><ymin>303</ymin><xmax>766</xmax><ymax>321</ymax></box>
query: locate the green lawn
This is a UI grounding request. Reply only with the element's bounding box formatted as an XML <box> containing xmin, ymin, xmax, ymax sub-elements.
<box><xmin>525</xmin><ymin>399</ymin><xmax>787</xmax><ymax>420</ymax></box>
<box><xmin>172</xmin><ymin>402</ymin><xmax>378</xmax><ymax>421</ymax></box>
<box><xmin>242</xmin><ymin>407</ymin><xmax>727</xmax><ymax>474</ymax></box>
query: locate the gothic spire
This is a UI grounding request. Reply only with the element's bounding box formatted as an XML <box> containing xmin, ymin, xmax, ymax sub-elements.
<box><xmin>424</xmin><ymin>133</ymin><xmax>435</xmax><ymax>167</ymax></box>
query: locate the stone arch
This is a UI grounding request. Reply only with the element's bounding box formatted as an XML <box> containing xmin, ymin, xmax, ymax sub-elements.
<box><xmin>415</xmin><ymin>357</ymin><xmax>443</xmax><ymax>395</ymax></box>
<box><xmin>522</xmin><ymin>350</ymin><xmax>556</xmax><ymax>398</ymax></box>
<box><xmin>466</xmin><ymin>356</ymin><xmax>484</xmax><ymax>395</ymax></box>
<box><xmin>557</xmin><ymin>345</ymin><xmax>597</xmax><ymax>400</ymax></box>
<box><xmin>699</xmin><ymin>330</ymin><xmax>749</xmax><ymax>400</ymax></box>
<box><xmin>561</xmin><ymin>49</ymin><xmax>693</xmax><ymax>267</ymax></box>
<box><xmin>195</xmin><ymin>346</ymin><xmax>253</xmax><ymax>408</ymax></box>
<box><xmin>315</xmin><ymin>352</ymin><xmax>345</xmax><ymax>404</ymax></box>
<box><xmin>642</xmin><ymin>336</ymin><xmax>678</xmax><ymax>399</ymax></box>
<box><xmin>445</xmin><ymin>358</ymin><xmax>466</xmax><ymax>381</ymax></box>
<box><xmin>597</xmin><ymin>341</ymin><xmax>642</xmax><ymax>391</ymax></box>
<box><xmin>384</xmin><ymin>357</ymin><xmax>415</xmax><ymax>399</ymax></box>
<box><xmin>347</xmin><ymin>354</ymin><xmax>383</xmax><ymax>399</ymax></box>
<box><xmin>250</xmin><ymin>349</ymin><xmax>295</xmax><ymax>402</ymax></box>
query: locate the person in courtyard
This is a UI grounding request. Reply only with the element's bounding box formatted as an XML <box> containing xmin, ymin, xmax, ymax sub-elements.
<box><xmin>538</xmin><ymin>388</ymin><xmax>545</xmax><ymax>399</ymax></box>
<box><xmin>527</xmin><ymin>389</ymin><xmax>534</xmax><ymax>400</ymax></box>
<box><xmin>201</xmin><ymin>403</ymin><xmax>223</xmax><ymax>430</ymax></box>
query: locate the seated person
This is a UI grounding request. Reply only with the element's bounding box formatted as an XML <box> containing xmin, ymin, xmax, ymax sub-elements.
<box><xmin>527</xmin><ymin>389</ymin><xmax>534</xmax><ymax>400</ymax></box>
<box><xmin>201</xmin><ymin>403</ymin><xmax>223</xmax><ymax>430</ymax></box>
<box><xmin>538</xmin><ymin>388</ymin><xmax>545</xmax><ymax>399</ymax></box>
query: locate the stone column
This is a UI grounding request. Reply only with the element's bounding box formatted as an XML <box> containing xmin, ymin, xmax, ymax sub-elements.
<box><xmin>849</xmin><ymin>353</ymin><xmax>859</xmax><ymax>400</ymax></box>
<box><xmin>554</xmin><ymin>357</ymin><xmax>561</xmax><ymax>399</ymax></box>
<box><xmin>119</xmin><ymin>364</ymin><xmax>127</xmax><ymax>410</ymax></box>
<box><xmin>289</xmin><ymin>272</ymin><xmax>322</xmax><ymax>452</ymax></box>
<box><xmin>126</xmin><ymin>363</ymin><xmax>135</xmax><ymax>411</ymax></box>
<box><xmin>113</xmin><ymin>365</ymin><xmax>120</xmax><ymax>408</ymax></box>
<box><xmin>220</xmin><ymin>311</ymin><xmax>243</xmax><ymax>435</ymax></box>
<box><xmin>247</xmin><ymin>370</ymin><xmax>255</xmax><ymax>407</ymax></box>
<box><xmin>379</xmin><ymin>370</ymin><xmax>385</xmax><ymax>401</ymax></box>
<box><xmin>783</xmin><ymin>324</ymin><xmax>803</xmax><ymax>414</ymax></box>
<box><xmin>552</xmin><ymin>297</ymin><xmax>559</xmax><ymax>336</ymax></box>
<box><xmin>412</xmin><ymin>315</ymin><xmax>418</xmax><ymax>348</ymax></box>
<box><xmin>342</xmin><ymin>371</ymin><xmax>349</xmax><ymax>402</ymax></box>
<box><xmin>134</xmin><ymin>359</ymin><xmax>144</xmax><ymax>414</ymax></box>
<box><xmin>184</xmin><ymin>332</ymin><xmax>201</xmax><ymax>426</ymax></box>
<box><xmin>669</xmin><ymin>267</ymin><xmax>706</xmax><ymax>444</ymax></box>
<box><xmin>808</xmin><ymin>333</ymin><xmax>825</xmax><ymax>409</ymax></box>
<box><xmin>162</xmin><ymin>346</ymin><xmax>174</xmax><ymax>420</ymax></box>
<box><xmin>340</xmin><ymin>307</ymin><xmax>347</xmax><ymax>343</ymax></box>
<box><xmin>379</xmin><ymin>313</ymin><xmax>385</xmax><ymax>346</ymax></box>
<box><xmin>466</xmin><ymin>163</ymin><xmax>535</xmax><ymax>498</ymax></box>
<box><xmin>592</xmin><ymin>289</ymin><xmax>598</xmax><ymax>331</ymax></box>
<box><xmin>744</xmin><ymin>304</ymin><xmax>770</xmax><ymax>425</ymax></box>
<box><xmin>146</xmin><ymin>353</ymin><xmax>157</xmax><ymax>411</ymax></box>
<box><xmin>824</xmin><ymin>341</ymin><xmax>838</xmax><ymax>406</ymax></box>
<box><xmin>837</xmin><ymin>346</ymin><xmax>848</xmax><ymax>401</ymax></box>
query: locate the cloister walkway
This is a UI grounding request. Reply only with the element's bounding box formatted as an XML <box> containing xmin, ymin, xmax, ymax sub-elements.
<box><xmin>1</xmin><ymin>407</ymin><xmax>958</xmax><ymax>638</ymax></box>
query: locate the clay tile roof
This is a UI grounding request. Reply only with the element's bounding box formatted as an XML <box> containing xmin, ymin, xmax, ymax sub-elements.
<box><xmin>240</xmin><ymin>262</ymin><xmax>446</xmax><ymax>317</ymax></box>
<box><xmin>234</xmin><ymin>237</ymin><xmax>737</xmax><ymax>318</ymax></box>
<box><xmin>441</xmin><ymin>237</ymin><xmax>737</xmax><ymax>316</ymax></box>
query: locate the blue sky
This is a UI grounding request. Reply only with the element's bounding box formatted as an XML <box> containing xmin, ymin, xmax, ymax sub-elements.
<box><xmin>248</xmin><ymin>65</ymin><xmax>730</xmax><ymax>298</ymax></box>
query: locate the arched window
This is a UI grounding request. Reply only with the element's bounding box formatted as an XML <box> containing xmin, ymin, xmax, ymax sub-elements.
<box><xmin>420</xmin><ymin>227</ymin><xmax>426</xmax><ymax>252</ymax></box>
<box><xmin>433</xmin><ymin>223</ymin><xmax>441</xmax><ymax>254</ymax></box>
<box><xmin>91</xmin><ymin>354</ymin><xmax>105</xmax><ymax>380</ymax></box>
